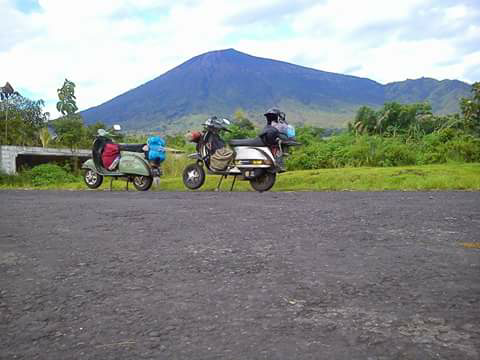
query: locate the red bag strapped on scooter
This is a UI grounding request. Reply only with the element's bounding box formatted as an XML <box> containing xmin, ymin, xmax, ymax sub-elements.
<box><xmin>185</xmin><ymin>131</ymin><xmax>202</xmax><ymax>143</ymax></box>
<box><xmin>102</xmin><ymin>143</ymin><xmax>120</xmax><ymax>170</ymax></box>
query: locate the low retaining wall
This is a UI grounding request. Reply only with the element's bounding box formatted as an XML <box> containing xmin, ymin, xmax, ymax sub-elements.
<box><xmin>0</xmin><ymin>146</ymin><xmax>91</xmax><ymax>175</ymax></box>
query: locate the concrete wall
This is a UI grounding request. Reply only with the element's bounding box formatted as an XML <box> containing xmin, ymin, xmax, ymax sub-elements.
<box><xmin>0</xmin><ymin>146</ymin><xmax>91</xmax><ymax>175</ymax></box>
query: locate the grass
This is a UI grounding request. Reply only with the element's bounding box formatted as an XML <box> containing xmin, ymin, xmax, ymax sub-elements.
<box><xmin>1</xmin><ymin>163</ymin><xmax>479</xmax><ymax>192</ymax></box>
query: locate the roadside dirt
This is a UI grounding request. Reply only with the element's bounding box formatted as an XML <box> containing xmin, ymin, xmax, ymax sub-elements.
<box><xmin>1</xmin><ymin>190</ymin><xmax>479</xmax><ymax>359</ymax></box>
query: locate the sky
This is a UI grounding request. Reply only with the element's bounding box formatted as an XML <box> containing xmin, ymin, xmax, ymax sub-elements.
<box><xmin>1</xmin><ymin>0</ymin><xmax>479</xmax><ymax>117</ymax></box>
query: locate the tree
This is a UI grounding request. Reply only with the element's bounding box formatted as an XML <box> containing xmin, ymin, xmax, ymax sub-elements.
<box><xmin>0</xmin><ymin>92</ymin><xmax>49</xmax><ymax>146</ymax></box>
<box><xmin>51</xmin><ymin>117</ymin><xmax>85</xmax><ymax>150</ymax></box>
<box><xmin>56</xmin><ymin>79</ymin><xmax>78</xmax><ymax>116</ymax></box>
<box><xmin>352</xmin><ymin>103</ymin><xmax>432</xmax><ymax>136</ymax></box>
<box><xmin>233</xmin><ymin>109</ymin><xmax>255</xmax><ymax>130</ymax></box>
<box><xmin>222</xmin><ymin>109</ymin><xmax>257</xmax><ymax>141</ymax></box>
<box><xmin>1</xmin><ymin>82</ymin><xmax>20</xmax><ymax>144</ymax></box>
<box><xmin>294</xmin><ymin>125</ymin><xmax>325</xmax><ymax>146</ymax></box>
<box><xmin>460</xmin><ymin>82</ymin><xmax>480</xmax><ymax>135</ymax></box>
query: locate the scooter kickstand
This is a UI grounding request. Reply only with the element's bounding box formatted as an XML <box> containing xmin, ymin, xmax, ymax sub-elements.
<box><xmin>110</xmin><ymin>177</ymin><xmax>114</xmax><ymax>191</ymax></box>
<box><xmin>215</xmin><ymin>175</ymin><xmax>225</xmax><ymax>192</ymax></box>
<box><xmin>230</xmin><ymin>175</ymin><xmax>237</xmax><ymax>192</ymax></box>
<box><xmin>126</xmin><ymin>179</ymin><xmax>129</xmax><ymax>191</ymax></box>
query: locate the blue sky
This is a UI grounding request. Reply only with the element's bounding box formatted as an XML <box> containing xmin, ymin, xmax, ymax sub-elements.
<box><xmin>1</xmin><ymin>0</ymin><xmax>479</xmax><ymax>117</ymax></box>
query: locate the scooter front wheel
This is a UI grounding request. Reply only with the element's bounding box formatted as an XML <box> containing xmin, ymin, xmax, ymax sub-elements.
<box><xmin>133</xmin><ymin>175</ymin><xmax>153</xmax><ymax>191</ymax></box>
<box><xmin>183</xmin><ymin>163</ymin><xmax>205</xmax><ymax>190</ymax></box>
<box><xmin>84</xmin><ymin>169</ymin><xmax>103</xmax><ymax>189</ymax></box>
<box><xmin>250</xmin><ymin>172</ymin><xmax>276</xmax><ymax>192</ymax></box>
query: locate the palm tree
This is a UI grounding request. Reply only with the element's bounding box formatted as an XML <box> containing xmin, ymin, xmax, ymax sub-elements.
<box><xmin>353</xmin><ymin>106</ymin><xmax>378</xmax><ymax>135</ymax></box>
<box><xmin>38</xmin><ymin>127</ymin><xmax>52</xmax><ymax>148</ymax></box>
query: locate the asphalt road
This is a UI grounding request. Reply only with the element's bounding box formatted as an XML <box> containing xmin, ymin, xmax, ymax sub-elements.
<box><xmin>0</xmin><ymin>190</ymin><xmax>479</xmax><ymax>360</ymax></box>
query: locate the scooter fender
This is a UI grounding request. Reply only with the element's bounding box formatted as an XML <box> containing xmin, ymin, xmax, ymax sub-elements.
<box><xmin>81</xmin><ymin>158</ymin><xmax>96</xmax><ymax>171</ymax></box>
<box><xmin>187</xmin><ymin>153</ymin><xmax>202</xmax><ymax>160</ymax></box>
<box><xmin>118</xmin><ymin>152</ymin><xmax>151</xmax><ymax>176</ymax></box>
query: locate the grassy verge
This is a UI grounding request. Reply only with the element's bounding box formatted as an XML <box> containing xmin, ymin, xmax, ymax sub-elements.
<box><xmin>1</xmin><ymin>163</ymin><xmax>479</xmax><ymax>191</ymax></box>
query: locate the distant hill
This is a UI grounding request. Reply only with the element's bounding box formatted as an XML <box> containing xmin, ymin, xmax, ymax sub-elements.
<box><xmin>81</xmin><ymin>49</ymin><xmax>471</xmax><ymax>131</ymax></box>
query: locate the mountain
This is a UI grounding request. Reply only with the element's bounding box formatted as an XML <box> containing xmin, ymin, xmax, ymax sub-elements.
<box><xmin>81</xmin><ymin>49</ymin><xmax>471</xmax><ymax>131</ymax></box>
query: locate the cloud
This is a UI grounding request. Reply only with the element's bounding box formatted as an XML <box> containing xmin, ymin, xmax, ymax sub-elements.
<box><xmin>225</xmin><ymin>0</ymin><xmax>319</xmax><ymax>25</ymax></box>
<box><xmin>0</xmin><ymin>0</ymin><xmax>478</xmax><ymax>117</ymax></box>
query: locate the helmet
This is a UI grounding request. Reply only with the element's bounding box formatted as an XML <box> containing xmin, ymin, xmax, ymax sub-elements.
<box><xmin>264</xmin><ymin>108</ymin><xmax>282</xmax><ymax>117</ymax></box>
<box><xmin>263</xmin><ymin>108</ymin><xmax>286</xmax><ymax>123</ymax></box>
<box><xmin>97</xmin><ymin>129</ymin><xmax>113</xmax><ymax>138</ymax></box>
<box><xmin>204</xmin><ymin>116</ymin><xmax>231</xmax><ymax>130</ymax></box>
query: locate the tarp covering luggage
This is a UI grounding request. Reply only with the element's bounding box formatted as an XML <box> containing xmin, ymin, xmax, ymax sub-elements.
<box><xmin>147</xmin><ymin>136</ymin><xmax>166</xmax><ymax>163</ymax></box>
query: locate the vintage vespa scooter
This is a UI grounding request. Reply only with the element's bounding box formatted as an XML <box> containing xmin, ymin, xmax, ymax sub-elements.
<box><xmin>82</xmin><ymin>125</ymin><xmax>165</xmax><ymax>191</ymax></box>
<box><xmin>183</xmin><ymin>116</ymin><xmax>300</xmax><ymax>192</ymax></box>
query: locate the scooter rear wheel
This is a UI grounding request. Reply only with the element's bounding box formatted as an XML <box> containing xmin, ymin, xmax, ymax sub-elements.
<box><xmin>250</xmin><ymin>172</ymin><xmax>276</xmax><ymax>192</ymax></box>
<box><xmin>84</xmin><ymin>169</ymin><xmax>103</xmax><ymax>189</ymax></box>
<box><xmin>183</xmin><ymin>163</ymin><xmax>205</xmax><ymax>190</ymax></box>
<box><xmin>133</xmin><ymin>175</ymin><xmax>153</xmax><ymax>191</ymax></box>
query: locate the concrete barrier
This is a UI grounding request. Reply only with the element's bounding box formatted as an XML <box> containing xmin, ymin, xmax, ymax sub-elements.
<box><xmin>0</xmin><ymin>146</ymin><xmax>91</xmax><ymax>174</ymax></box>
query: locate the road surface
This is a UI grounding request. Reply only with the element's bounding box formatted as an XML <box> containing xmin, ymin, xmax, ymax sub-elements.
<box><xmin>1</xmin><ymin>190</ymin><xmax>479</xmax><ymax>359</ymax></box>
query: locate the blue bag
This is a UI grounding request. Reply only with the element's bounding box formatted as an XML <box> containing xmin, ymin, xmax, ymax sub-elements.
<box><xmin>286</xmin><ymin>125</ymin><xmax>295</xmax><ymax>138</ymax></box>
<box><xmin>147</xmin><ymin>136</ymin><xmax>166</xmax><ymax>163</ymax></box>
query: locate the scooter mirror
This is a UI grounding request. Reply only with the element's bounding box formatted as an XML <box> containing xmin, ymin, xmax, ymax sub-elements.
<box><xmin>222</xmin><ymin>118</ymin><xmax>231</xmax><ymax>125</ymax></box>
<box><xmin>113</xmin><ymin>124</ymin><xmax>121</xmax><ymax>131</ymax></box>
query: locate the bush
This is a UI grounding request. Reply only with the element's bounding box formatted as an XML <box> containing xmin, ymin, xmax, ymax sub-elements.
<box><xmin>287</xmin><ymin>129</ymin><xmax>480</xmax><ymax>170</ymax></box>
<box><xmin>27</xmin><ymin>164</ymin><xmax>78</xmax><ymax>187</ymax></box>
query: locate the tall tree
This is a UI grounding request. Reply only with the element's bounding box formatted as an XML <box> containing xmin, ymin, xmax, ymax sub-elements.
<box><xmin>1</xmin><ymin>82</ymin><xmax>20</xmax><ymax>144</ymax></box>
<box><xmin>56</xmin><ymin>79</ymin><xmax>78</xmax><ymax>116</ymax></box>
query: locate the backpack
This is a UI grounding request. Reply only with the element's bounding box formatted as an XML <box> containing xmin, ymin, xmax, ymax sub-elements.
<box><xmin>147</xmin><ymin>136</ymin><xmax>166</xmax><ymax>163</ymax></box>
<box><xmin>272</xmin><ymin>122</ymin><xmax>295</xmax><ymax>138</ymax></box>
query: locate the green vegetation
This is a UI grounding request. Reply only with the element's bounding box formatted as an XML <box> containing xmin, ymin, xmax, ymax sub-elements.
<box><xmin>0</xmin><ymin>79</ymin><xmax>107</xmax><ymax>149</ymax></box>
<box><xmin>154</xmin><ymin>163</ymin><xmax>480</xmax><ymax>191</ymax></box>
<box><xmin>287</xmin><ymin>130</ymin><xmax>480</xmax><ymax>169</ymax></box>
<box><xmin>0</xmin><ymin>164</ymin><xmax>78</xmax><ymax>187</ymax></box>
<box><xmin>1</xmin><ymin>163</ymin><xmax>479</xmax><ymax>191</ymax></box>
<box><xmin>287</xmin><ymin>83</ymin><xmax>480</xmax><ymax>170</ymax></box>
<box><xmin>28</xmin><ymin>164</ymin><xmax>78</xmax><ymax>186</ymax></box>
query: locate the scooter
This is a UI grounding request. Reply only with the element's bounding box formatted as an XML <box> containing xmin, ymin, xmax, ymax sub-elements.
<box><xmin>182</xmin><ymin>117</ymin><xmax>300</xmax><ymax>192</ymax></box>
<box><xmin>81</xmin><ymin>125</ymin><xmax>163</xmax><ymax>191</ymax></box>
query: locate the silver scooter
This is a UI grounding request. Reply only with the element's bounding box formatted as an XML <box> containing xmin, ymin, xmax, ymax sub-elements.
<box><xmin>182</xmin><ymin>117</ymin><xmax>300</xmax><ymax>192</ymax></box>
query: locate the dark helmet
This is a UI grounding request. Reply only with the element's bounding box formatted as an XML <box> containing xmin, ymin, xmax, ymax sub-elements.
<box><xmin>264</xmin><ymin>108</ymin><xmax>285</xmax><ymax>123</ymax></box>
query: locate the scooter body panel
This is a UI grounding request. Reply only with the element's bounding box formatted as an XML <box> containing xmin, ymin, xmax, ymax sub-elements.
<box><xmin>81</xmin><ymin>152</ymin><xmax>150</xmax><ymax>177</ymax></box>
<box><xmin>233</xmin><ymin>146</ymin><xmax>274</xmax><ymax>161</ymax></box>
<box><xmin>118</xmin><ymin>152</ymin><xmax>150</xmax><ymax>176</ymax></box>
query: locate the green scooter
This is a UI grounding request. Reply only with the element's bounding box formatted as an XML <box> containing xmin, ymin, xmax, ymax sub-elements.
<box><xmin>81</xmin><ymin>126</ymin><xmax>162</xmax><ymax>191</ymax></box>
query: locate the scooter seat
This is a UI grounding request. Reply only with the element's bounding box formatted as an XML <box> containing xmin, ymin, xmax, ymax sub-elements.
<box><xmin>229</xmin><ymin>137</ymin><xmax>265</xmax><ymax>147</ymax></box>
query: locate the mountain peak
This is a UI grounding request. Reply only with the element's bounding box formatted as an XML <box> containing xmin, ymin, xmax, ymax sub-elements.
<box><xmin>188</xmin><ymin>48</ymin><xmax>248</xmax><ymax>65</ymax></box>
